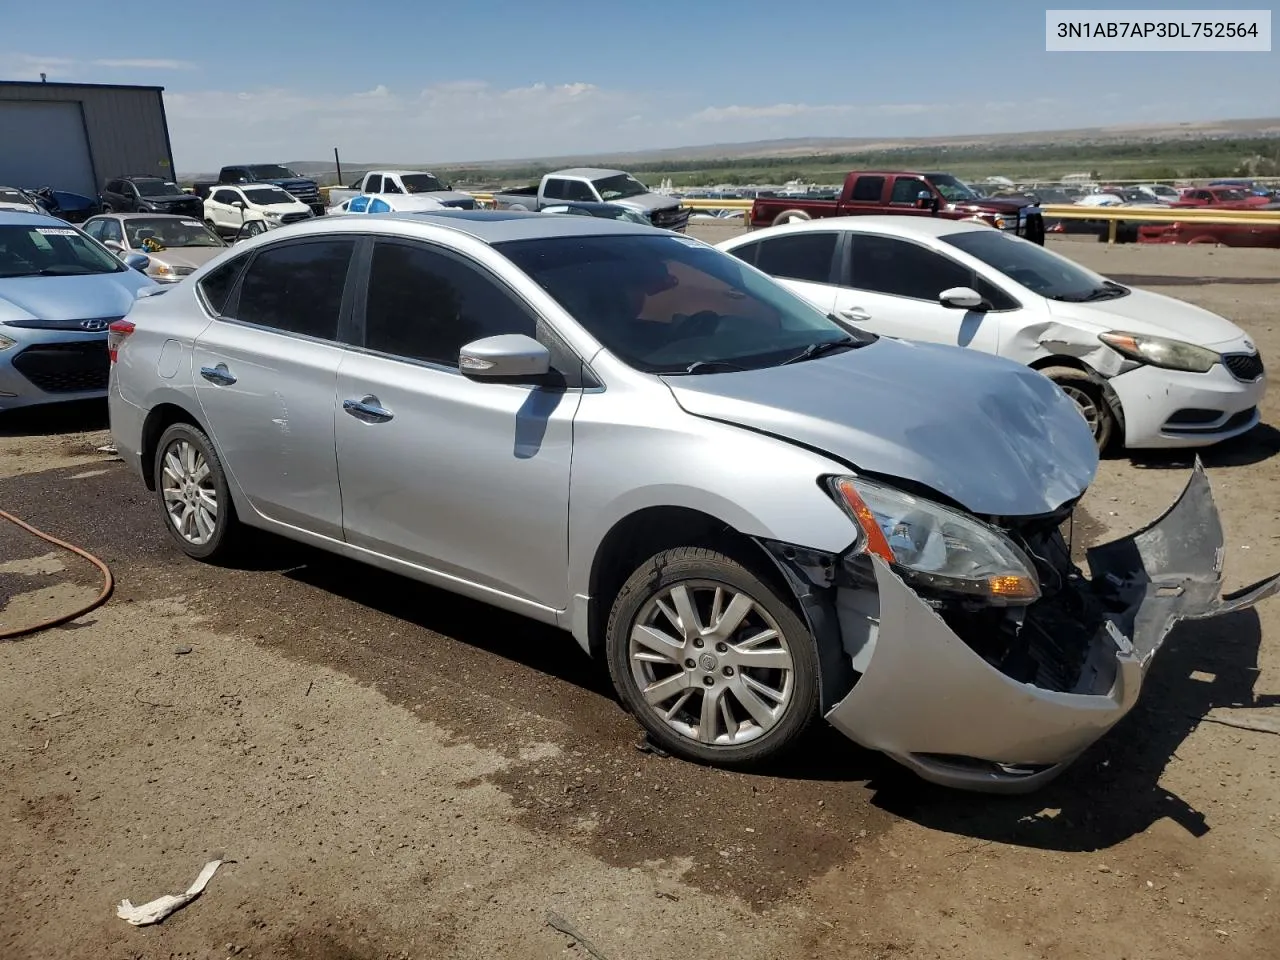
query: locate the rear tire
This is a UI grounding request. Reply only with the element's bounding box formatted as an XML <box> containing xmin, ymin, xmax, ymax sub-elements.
<box><xmin>771</xmin><ymin>209</ymin><xmax>811</xmax><ymax>227</ymax></box>
<box><xmin>1041</xmin><ymin>365</ymin><xmax>1115</xmax><ymax>450</ymax></box>
<box><xmin>152</xmin><ymin>423</ymin><xmax>241</xmax><ymax>563</ymax></box>
<box><xmin>605</xmin><ymin>546</ymin><xmax>819</xmax><ymax>768</ymax></box>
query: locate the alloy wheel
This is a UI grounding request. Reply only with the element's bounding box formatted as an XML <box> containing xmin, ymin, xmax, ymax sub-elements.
<box><xmin>1059</xmin><ymin>383</ymin><xmax>1101</xmax><ymax>436</ymax></box>
<box><xmin>628</xmin><ymin>580</ymin><xmax>795</xmax><ymax>746</ymax></box>
<box><xmin>160</xmin><ymin>438</ymin><xmax>219</xmax><ymax>545</ymax></box>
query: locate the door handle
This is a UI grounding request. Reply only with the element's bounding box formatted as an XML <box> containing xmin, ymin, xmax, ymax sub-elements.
<box><xmin>343</xmin><ymin>395</ymin><xmax>394</xmax><ymax>423</ymax></box>
<box><xmin>836</xmin><ymin>307</ymin><xmax>871</xmax><ymax>323</ymax></box>
<box><xmin>199</xmin><ymin>363</ymin><xmax>237</xmax><ymax>386</ymax></box>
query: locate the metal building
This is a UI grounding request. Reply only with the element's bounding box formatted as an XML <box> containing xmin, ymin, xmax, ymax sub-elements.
<box><xmin>0</xmin><ymin>80</ymin><xmax>176</xmax><ymax>197</ymax></box>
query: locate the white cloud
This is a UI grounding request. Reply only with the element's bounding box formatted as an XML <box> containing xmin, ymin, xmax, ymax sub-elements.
<box><xmin>0</xmin><ymin>53</ymin><xmax>79</xmax><ymax>79</ymax></box>
<box><xmin>92</xmin><ymin>58</ymin><xmax>195</xmax><ymax>70</ymax></box>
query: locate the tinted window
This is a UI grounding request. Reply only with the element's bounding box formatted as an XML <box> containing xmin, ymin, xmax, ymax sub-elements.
<box><xmin>499</xmin><ymin>234</ymin><xmax>868</xmax><ymax>374</ymax></box>
<box><xmin>564</xmin><ymin>180</ymin><xmax>595</xmax><ymax>202</ymax></box>
<box><xmin>198</xmin><ymin>256</ymin><xmax>247</xmax><ymax>315</ymax></box>
<box><xmin>940</xmin><ymin>229</ymin><xmax>1122</xmax><ymax>302</ymax></box>
<box><xmin>233</xmin><ymin>240</ymin><xmax>354</xmax><ymax>338</ymax></box>
<box><xmin>83</xmin><ymin>219</ymin><xmax>106</xmax><ymax>239</ymax></box>
<box><xmin>212</xmin><ymin>189</ymin><xmax>238</xmax><ymax>204</ymax></box>
<box><xmin>889</xmin><ymin>178</ymin><xmax>930</xmax><ymax>205</ymax></box>
<box><xmin>726</xmin><ymin>240</ymin><xmax>760</xmax><ymax>267</ymax></box>
<box><xmin>105</xmin><ymin>180</ymin><xmax>122</xmax><ymax>194</ymax></box>
<box><xmin>848</xmin><ymin>235</ymin><xmax>971</xmax><ymax>300</ymax></box>
<box><xmin>365</xmin><ymin>174</ymin><xmax>383</xmax><ymax>193</ymax></box>
<box><xmin>850</xmin><ymin>176</ymin><xmax>884</xmax><ymax>202</ymax></box>
<box><xmin>754</xmin><ymin>232</ymin><xmax>837</xmax><ymax>284</ymax></box>
<box><xmin>543</xmin><ymin>179</ymin><xmax>570</xmax><ymax>200</ymax></box>
<box><xmin>364</xmin><ymin>241</ymin><xmax>537</xmax><ymax>366</ymax></box>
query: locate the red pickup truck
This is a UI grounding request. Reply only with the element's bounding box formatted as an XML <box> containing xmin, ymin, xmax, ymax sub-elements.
<box><xmin>748</xmin><ymin>171</ymin><xmax>1034</xmax><ymax>232</ymax></box>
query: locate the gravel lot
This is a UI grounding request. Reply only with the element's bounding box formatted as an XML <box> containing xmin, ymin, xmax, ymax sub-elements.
<box><xmin>2</xmin><ymin>235</ymin><xmax>1278</xmax><ymax>960</ymax></box>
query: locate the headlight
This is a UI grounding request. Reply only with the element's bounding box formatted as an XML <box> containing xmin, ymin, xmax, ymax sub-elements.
<box><xmin>152</xmin><ymin>262</ymin><xmax>174</xmax><ymax>276</ymax></box>
<box><xmin>828</xmin><ymin>476</ymin><xmax>1041</xmax><ymax>604</ymax></box>
<box><xmin>263</xmin><ymin>210</ymin><xmax>282</xmax><ymax>220</ymax></box>
<box><xmin>0</xmin><ymin>332</ymin><xmax>16</xmax><ymax>351</ymax></box>
<box><xmin>1098</xmin><ymin>331</ymin><xmax>1219</xmax><ymax>373</ymax></box>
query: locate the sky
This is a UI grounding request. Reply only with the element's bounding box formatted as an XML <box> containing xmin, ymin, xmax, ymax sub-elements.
<box><xmin>2</xmin><ymin>0</ymin><xmax>1276</xmax><ymax>171</ymax></box>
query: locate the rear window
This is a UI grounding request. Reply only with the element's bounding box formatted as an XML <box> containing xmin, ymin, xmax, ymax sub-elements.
<box><xmin>849</xmin><ymin>176</ymin><xmax>884</xmax><ymax>202</ymax></box>
<box><xmin>198</xmin><ymin>256</ymin><xmax>247</xmax><ymax>315</ymax></box>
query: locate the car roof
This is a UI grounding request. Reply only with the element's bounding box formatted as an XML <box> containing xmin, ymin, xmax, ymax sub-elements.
<box><xmin>0</xmin><ymin>210</ymin><xmax>68</xmax><ymax>227</ymax></box>
<box><xmin>551</xmin><ymin>167</ymin><xmax>627</xmax><ymax>180</ymax></box>
<box><xmin>272</xmin><ymin>209</ymin><xmax>660</xmax><ymax>244</ymax></box>
<box><xmin>727</xmin><ymin>215</ymin><xmax>993</xmax><ymax>243</ymax></box>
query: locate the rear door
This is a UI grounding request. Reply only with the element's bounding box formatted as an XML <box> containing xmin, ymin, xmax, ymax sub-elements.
<box><xmin>725</xmin><ymin>231</ymin><xmax>842</xmax><ymax>314</ymax></box>
<box><xmin>333</xmin><ymin>236</ymin><xmax>580</xmax><ymax>610</ymax></box>
<box><xmin>830</xmin><ymin>232</ymin><xmax>1010</xmax><ymax>353</ymax></box>
<box><xmin>191</xmin><ymin>236</ymin><xmax>357</xmax><ymax>539</ymax></box>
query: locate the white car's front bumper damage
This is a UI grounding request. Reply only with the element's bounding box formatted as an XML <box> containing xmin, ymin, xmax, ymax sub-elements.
<box><xmin>768</xmin><ymin>463</ymin><xmax>1279</xmax><ymax>793</ymax></box>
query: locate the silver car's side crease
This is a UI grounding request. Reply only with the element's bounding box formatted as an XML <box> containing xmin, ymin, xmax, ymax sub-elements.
<box><xmin>825</xmin><ymin>461</ymin><xmax>1280</xmax><ymax>793</ymax></box>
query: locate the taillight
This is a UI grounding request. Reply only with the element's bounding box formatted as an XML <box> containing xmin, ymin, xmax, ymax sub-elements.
<box><xmin>107</xmin><ymin>319</ymin><xmax>135</xmax><ymax>363</ymax></box>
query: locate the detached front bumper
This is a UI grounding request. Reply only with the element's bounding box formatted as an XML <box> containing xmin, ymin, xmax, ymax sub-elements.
<box><xmin>821</xmin><ymin>463</ymin><xmax>1279</xmax><ymax>793</ymax></box>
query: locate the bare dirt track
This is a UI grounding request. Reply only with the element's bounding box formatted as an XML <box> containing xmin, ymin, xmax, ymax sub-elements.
<box><xmin>2</xmin><ymin>236</ymin><xmax>1279</xmax><ymax>960</ymax></box>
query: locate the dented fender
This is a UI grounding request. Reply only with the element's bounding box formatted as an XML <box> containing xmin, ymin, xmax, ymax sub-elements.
<box><xmin>823</xmin><ymin>461</ymin><xmax>1280</xmax><ymax>793</ymax></box>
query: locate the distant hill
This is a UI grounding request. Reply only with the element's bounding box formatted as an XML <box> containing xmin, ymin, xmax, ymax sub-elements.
<box><xmin>178</xmin><ymin>116</ymin><xmax>1280</xmax><ymax>181</ymax></box>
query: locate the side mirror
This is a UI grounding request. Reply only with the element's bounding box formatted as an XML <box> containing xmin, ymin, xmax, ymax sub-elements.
<box><xmin>123</xmin><ymin>252</ymin><xmax>151</xmax><ymax>272</ymax></box>
<box><xmin>233</xmin><ymin>200</ymin><xmax>246</xmax><ymax>209</ymax></box>
<box><xmin>915</xmin><ymin>190</ymin><xmax>933</xmax><ymax>210</ymax></box>
<box><xmin>939</xmin><ymin>286</ymin><xmax>987</xmax><ymax>310</ymax></box>
<box><xmin>458</xmin><ymin>334</ymin><xmax>551</xmax><ymax>382</ymax></box>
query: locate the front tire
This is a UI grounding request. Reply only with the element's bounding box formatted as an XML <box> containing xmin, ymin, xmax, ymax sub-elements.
<box><xmin>1041</xmin><ymin>365</ymin><xmax>1115</xmax><ymax>450</ymax></box>
<box><xmin>605</xmin><ymin>546</ymin><xmax>819</xmax><ymax>767</ymax></box>
<box><xmin>152</xmin><ymin>423</ymin><xmax>241</xmax><ymax>562</ymax></box>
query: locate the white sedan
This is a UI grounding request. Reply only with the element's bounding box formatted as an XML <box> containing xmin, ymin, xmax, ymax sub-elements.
<box><xmin>717</xmin><ymin>216</ymin><xmax>1266</xmax><ymax>449</ymax></box>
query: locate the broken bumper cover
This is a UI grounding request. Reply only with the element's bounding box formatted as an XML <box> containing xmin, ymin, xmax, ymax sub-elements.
<box><xmin>824</xmin><ymin>463</ymin><xmax>1279</xmax><ymax>793</ymax></box>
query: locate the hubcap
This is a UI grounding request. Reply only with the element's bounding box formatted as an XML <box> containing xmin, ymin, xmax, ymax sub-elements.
<box><xmin>1059</xmin><ymin>384</ymin><xmax>1101</xmax><ymax>436</ymax></box>
<box><xmin>160</xmin><ymin>439</ymin><xmax>218</xmax><ymax>545</ymax></box>
<box><xmin>628</xmin><ymin>581</ymin><xmax>794</xmax><ymax>746</ymax></box>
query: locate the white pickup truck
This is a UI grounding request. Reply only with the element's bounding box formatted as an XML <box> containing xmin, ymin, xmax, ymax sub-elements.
<box><xmin>489</xmin><ymin>168</ymin><xmax>689</xmax><ymax>232</ymax></box>
<box><xmin>325</xmin><ymin>169</ymin><xmax>477</xmax><ymax>211</ymax></box>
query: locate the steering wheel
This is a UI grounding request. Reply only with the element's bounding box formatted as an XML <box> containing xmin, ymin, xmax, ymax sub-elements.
<box><xmin>671</xmin><ymin>310</ymin><xmax>721</xmax><ymax>339</ymax></box>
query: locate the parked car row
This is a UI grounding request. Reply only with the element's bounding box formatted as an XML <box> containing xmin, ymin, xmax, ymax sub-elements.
<box><xmin>87</xmin><ymin>209</ymin><xmax>1279</xmax><ymax>794</ymax></box>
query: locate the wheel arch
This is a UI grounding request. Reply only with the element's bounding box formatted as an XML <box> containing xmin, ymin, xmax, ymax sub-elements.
<box><xmin>1029</xmin><ymin>355</ymin><xmax>1127</xmax><ymax>441</ymax></box>
<box><xmin>139</xmin><ymin>401</ymin><xmax>207</xmax><ymax>491</ymax></box>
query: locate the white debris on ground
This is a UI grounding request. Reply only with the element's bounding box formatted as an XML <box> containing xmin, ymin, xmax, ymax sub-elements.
<box><xmin>116</xmin><ymin>859</ymin><xmax>227</xmax><ymax>926</ymax></box>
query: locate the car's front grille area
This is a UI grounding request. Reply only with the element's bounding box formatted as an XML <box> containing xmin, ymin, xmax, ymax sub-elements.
<box><xmin>280</xmin><ymin>211</ymin><xmax>313</xmax><ymax>225</ymax></box>
<box><xmin>651</xmin><ymin>205</ymin><xmax>691</xmax><ymax>233</ymax></box>
<box><xmin>2</xmin><ymin>315</ymin><xmax>122</xmax><ymax>332</ymax></box>
<box><xmin>155</xmin><ymin>198</ymin><xmax>204</xmax><ymax>216</ymax></box>
<box><xmin>282</xmin><ymin>184</ymin><xmax>321</xmax><ymax>206</ymax></box>
<box><xmin>1223</xmin><ymin>352</ymin><xmax>1264</xmax><ymax>382</ymax></box>
<box><xmin>12</xmin><ymin>340</ymin><xmax>109</xmax><ymax>393</ymax></box>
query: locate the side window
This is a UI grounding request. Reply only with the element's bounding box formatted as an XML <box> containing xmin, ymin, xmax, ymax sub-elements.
<box><xmin>974</xmin><ymin>275</ymin><xmax>1019</xmax><ymax>311</ymax></box>
<box><xmin>727</xmin><ymin>240</ymin><xmax>760</xmax><ymax>267</ymax></box>
<box><xmin>83</xmin><ymin>219</ymin><xmax>106</xmax><ymax>239</ymax></box>
<box><xmin>212</xmin><ymin>189</ymin><xmax>235</xmax><ymax>204</ymax></box>
<box><xmin>542</xmin><ymin>178</ymin><xmax>570</xmax><ymax>201</ymax></box>
<box><xmin>364</xmin><ymin>240</ymin><xmax>537</xmax><ymax>367</ymax></box>
<box><xmin>198</xmin><ymin>255</ymin><xmax>248</xmax><ymax>316</ymax></box>
<box><xmin>382</xmin><ymin>178</ymin><xmax>403</xmax><ymax>194</ymax></box>
<box><xmin>368</xmin><ymin>197</ymin><xmax>392</xmax><ymax>213</ymax></box>
<box><xmin>755</xmin><ymin>232</ymin><xmax>839</xmax><ymax>284</ymax></box>
<box><xmin>889</xmin><ymin>178</ymin><xmax>930</xmax><ymax>205</ymax></box>
<box><xmin>849</xmin><ymin>176</ymin><xmax>885</xmax><ymax>203</ymax></box>
<box><xmin>365</xmin><ymin>174</ymin><xmax>383</xmax><ymax>193</ymax></box>
<box><xmin>101</xmin><ymin>220</ymin><xmax>124</xmax><ymax>243</ymax></box>
<box><xmin>232</xmin><ymin>239</ymin><xmax>354</xmax><ymax>339</ymax></box>
<box><xmin>348</xmin><ymin>195</ymin><xmax>371</xmax><ymax>213</ymax></box>
<box><xmin>105</xmin><ymin>180</ymin><xmax>121</xmax><ymax>194</ymax></box>
<box><xmin>848</xmin><ymin>235</ymin><xmax>972</xmax><ymax>301</ymax></box>
<box><xmin>565</xmin><ymin>180</ymin><xmax>595</xmax><ymax>202</ymax></box>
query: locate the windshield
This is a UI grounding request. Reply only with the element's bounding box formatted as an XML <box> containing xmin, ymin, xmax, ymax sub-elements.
<box><xmin>401</xmin><ymin>173</ymin><xmax>447</xmax><ymax>193</ymax></box>
<box><xmin>243</xmin><ymin>187</ymin><xmax>296</xmax><ymax>206</ymax></box>
<box><xmin>1148</xmin><ymin>184</ymin><xmax>1178</xmax><ymax>197</ymax></box>
<box><xmin>942</xmin><ymin>229</ymin><xmax>1127</xmax><ymax>302</ymax></box>
<box><xmin>497</xmin><ymin>234</ymin><xmax>866</xmax><ymax>373</ymax></box>
<box><xmin>592</xmin><ymin>173</ymin><xmax>650</xmax><ymax>201</ymax></box>
<box><xmin>926</xmin><ymin>174</ymin><xmax>982</xmax><ymax>201</ymax></box>
<box><xmin>1214</xmin><ymin>189</ymin><xmax>1247</xmax><ymax>201</ymax></box>
<box><xmin>246</xmin><ymin>165</ymin><xmax>300</xmax><ymax>179</ymax></box>
<box><xmin>134</xmin><ymin>179</ymin><xmax>182</xmax><ymax>197</ymax></box>
<box><xmin>0</xmin><ymin>223</ymin><xmax>124</xmax><ymax>278</ymax></box>
<box><xmin>125</xmin><ymin>217</ymin><xmax>225</xmax><ymax>249</ymax></box>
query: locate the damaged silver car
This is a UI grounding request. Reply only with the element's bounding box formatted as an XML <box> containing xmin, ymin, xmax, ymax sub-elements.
<box><xmin>109</xmin><ymin>213</ymin><xmax>1279</xmax><ymax>792</ymax></box>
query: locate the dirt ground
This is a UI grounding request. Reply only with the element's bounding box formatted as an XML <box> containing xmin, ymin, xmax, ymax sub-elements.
<box><xmin>2</xmin><ymin>236</ymin><xmax>1278</xmax><ymax>960</ymax></box>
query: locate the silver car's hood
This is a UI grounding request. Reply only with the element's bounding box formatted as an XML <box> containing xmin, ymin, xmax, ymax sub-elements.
<box><xmin>662</xmin><ymin>337</ymin><xmax>1098</xmax><ymax>517</ymax></box>
<box><xmin>150</xmin><ymin>247</ymin><xmax>224</xmax><ymax>270</ymax></box>
<box><xmin>612</xmin><ymin>193</ymin><xmax>681</xmax><ymax>213</ymax></box>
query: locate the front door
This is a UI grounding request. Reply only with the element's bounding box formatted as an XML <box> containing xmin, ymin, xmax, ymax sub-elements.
<box><xmin>334</xmin><ymin>237</ymin><xmax>579</xmax><ymax>611</ymax></box>
<box><xmin>192</xmin><ymin>236</ymin><xmax>357</xmax><ymax>539</ymax></box>
<box><xmin>833</xmin><ymin>232</ymin><xmax>1006</xmax><ymax>354</ymax></box>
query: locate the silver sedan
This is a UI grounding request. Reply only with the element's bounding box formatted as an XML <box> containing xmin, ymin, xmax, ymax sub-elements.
<box><xmin>108</xmin><ymin>211</ymin><xmax>1278</xmax><ymax>792</ymax></box>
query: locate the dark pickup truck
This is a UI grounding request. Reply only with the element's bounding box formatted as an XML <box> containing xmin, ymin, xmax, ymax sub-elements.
<box><xmin>749</xmin><ymin>171</ymin><xmax>1041</xmax><ymax>240</ymax></box>
<box><xmin>192</xmin><ymin>164</ymin><xmax>325</xmax><ymax>216</ymax></box>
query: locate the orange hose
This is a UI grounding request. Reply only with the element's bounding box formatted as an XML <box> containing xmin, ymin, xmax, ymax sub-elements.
<box><xmin>0</xmin><ymin>509</ymin><xmax>114</xmax><ymax>640</ymax></box>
